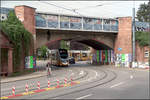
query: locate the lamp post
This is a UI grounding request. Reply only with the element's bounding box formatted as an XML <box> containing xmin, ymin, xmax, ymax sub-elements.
<box><xmin>132</xmin><ymin>1</ymin><xmax>136</xmax><ymax>68</ymax></box>
<box><xmin>148</xmin><ymin>0</ymin><xmax>150</xmax><ymax>66</ymax></box>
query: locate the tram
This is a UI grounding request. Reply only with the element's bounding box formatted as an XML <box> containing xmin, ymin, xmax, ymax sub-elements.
<box><xmin>50</xmin><ymin>49</ymin><xmax>69</xmax><ymax>67</ymax></box>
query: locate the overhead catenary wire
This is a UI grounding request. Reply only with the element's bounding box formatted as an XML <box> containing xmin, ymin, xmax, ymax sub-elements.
<box><xmin>72</xmin><ymin>1</ymin><xmax>124</xmax><ymax>11</ymax></box>
<box><xmin>38</xmin><ymin>1</ymin><xmax>121</xmax><ymax>18</ymax></box>
<box><xmin>38</xmin><ymin>0</ymin><xmax>85</xmax><ymax>17</ymax></box>
<box><xmin>37</xmin><ymin>1</ymin><xmax>144</xmax><ymax>18</ymax></box>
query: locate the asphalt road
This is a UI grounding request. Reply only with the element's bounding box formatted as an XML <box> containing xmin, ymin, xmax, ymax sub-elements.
<box><xmin>1</xmin><ymin>61</ymin><xmax>149</xmax><ymax>99</ymax></box>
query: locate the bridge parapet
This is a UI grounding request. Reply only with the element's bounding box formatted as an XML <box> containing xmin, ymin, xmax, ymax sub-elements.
<box><xmin>35</xmin><ymin>12</ymin><xmax>118</xmax><ymax>33</ymax></box>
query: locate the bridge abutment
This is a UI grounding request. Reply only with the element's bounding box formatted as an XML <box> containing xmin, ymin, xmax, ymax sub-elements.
<box><xmin>114</xmin><ymin>17</ymin><xmax>132</xmax><ymax>67</ymax></box>
<box><xmin>15</xmin><ymin>5</ymin><xmax>36</xmax><ymax>55</ymax></box>
<box><xmin>114</xmin><ymin>17</ymin><xmax>132</xmax><ymax>54</ymax></box>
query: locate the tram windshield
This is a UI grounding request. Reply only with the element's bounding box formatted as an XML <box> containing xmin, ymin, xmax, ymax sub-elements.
<box><xmin>59</xmin><ymin>49</ymin><xmax>68</xmax><ymax>59</ymax></box>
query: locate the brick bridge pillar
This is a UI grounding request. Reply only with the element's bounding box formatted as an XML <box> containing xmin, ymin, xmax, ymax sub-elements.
<box><xmin>14</xmin><ymin>5</ymin><xmax>36</xmax><ymax>55</ymax></box>
<box><xmin>114</xmin><ymin>17</ymin><xmax>132</xmax><ymax>66</ymax></box>
<box><xmin>114</xmin><ymin>17</ymin><xmax>132</xmax><ymax>54</ymax></box>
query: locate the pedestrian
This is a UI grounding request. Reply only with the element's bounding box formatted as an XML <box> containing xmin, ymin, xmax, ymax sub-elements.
<box><xmin>46</xmin><ymin>62</ymin><xmax>52</xmax><ymax>77</ymax></box>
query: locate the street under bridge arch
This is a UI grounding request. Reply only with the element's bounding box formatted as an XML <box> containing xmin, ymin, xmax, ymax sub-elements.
<box><xmin>36</xmin><ymin>29</ymin><xmax>115</xmax><ymax>50</ymax></box>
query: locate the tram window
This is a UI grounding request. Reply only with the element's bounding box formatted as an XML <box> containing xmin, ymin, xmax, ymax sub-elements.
<box><xmin>82</xmin><ymin>53</ymin><xmax>87</xmax><ymax>57</ymax></box>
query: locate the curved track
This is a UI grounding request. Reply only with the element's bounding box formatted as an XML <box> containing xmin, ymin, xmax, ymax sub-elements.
<box><xmin>11</xmin><ymin>65</ymin><xmax>118</xmax><ymax>99</ymax></box>
<box><xmin>47</xmin><ymin>67</ymin><xmax>117</xmax><ymax>99</ymax></box>
<box><xmin>4</xmin><ymin>63</ymin><xmax>148</xmax><ymax>99</ymax></box>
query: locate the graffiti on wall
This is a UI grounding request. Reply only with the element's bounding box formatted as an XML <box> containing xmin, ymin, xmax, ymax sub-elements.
<box><xmin>70</xmin><ymin>17</ymin><xmax>82</xmax><ymax>29</ymax></box>
<box><xmin>35</xmin><ymin>14</ymin><xmax>47</xmax><ymax>27</ymax></box>
<box><xmin>83</xmin><ymin>18</ymin><xmax>94</xmax><ymax>30</ymax></box>
<box><xmin>103</xmin><ymin>19</ymin><xmax>110</xmax><ymax>31</ymax></box>
<box><xmin>111</xmin><ymin>20</ymin><xmax>118</xmax><ymax>31</ymax></box>
<box><xmin>46</xmin><ymin>14</ymin><xmax>58</xmax><ymax>28</ymax></box>
<box><xmin>115</xmin><ymin>53</ymin><xmax>132</xmax><ymax>67</ymax></box>
<box><xmin>92</xmin><ymin>50</ymin><xmax>132</xmax><ymax>67</ymax></box>
<box><xmin>92</xmin><ymin>50</ymin><xmax>114</xmax><ymax>64</ymax></box>
<box><xmin>60</xmin><ymin>16</ymin><xmax>69</xmax><ymax>28</ymax></box>
<box><xmin>35</xmin><ymin>13</ymin><xmax>118</xmax><ymax>32</ymax></box>
<box><xmin>94</xmin><ymin>19</ymin><xmax>102</xmax><ymax>30</ymax></box>
<box><xmin>135</xmin><ymin>21</ymin><xmax>150</xmax><ymax>32</ymax></box>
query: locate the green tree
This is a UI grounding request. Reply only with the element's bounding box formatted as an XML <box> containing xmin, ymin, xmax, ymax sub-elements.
<box><xmin>135</xmin><ymin>31</ymin><xmax>149</xmax><ymax>47</ymax></box>
<box><xmin>0</xmin><ymin>11</ymin><xmax>33</xmax><ymax>72</ymax></box>
<box><xmin>136</xmin><ymin>2</ymin><xmax>150</xmax><ymax>22</ymax></box>
<box><xmin>40</xmin><ymin>45</ymin><xmax>48</xmax><ymax>59</ymax></box>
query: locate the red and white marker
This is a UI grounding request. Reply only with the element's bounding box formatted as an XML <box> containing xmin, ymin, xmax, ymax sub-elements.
<box><xmin>25</xmin><ymin>84</ymin><xmax>29</xmax><ymax>92</ymax></box>
<box><xmin>48</xmin><ymin>80</ymin><xmax>50</xmax><ymax>88</ymax></box>
<box><xmin>37</xmin><ymin>81</ymin><xmax>40</xmax><ymax>90</ymax></box>
<box><xmin>64</xmin><ymin>78</ymin><xmax>67</xmax><ymax>84</ymax></box>
<box><xmin>12</xmin><ymin>86</ymin><xmax>15</xmax><ymax>96</ymax></box>
<box><xmin>32</xmin><ymin>83</ymin><xmax>35</xmax><ymax>89</ymax></box>
<box><xmin>57</xmin><ymin>79</ymin><xmax>59</xmax><ymax>87</ymax></box>
<box><xmin>71</xmin><ymin>77</ymin><xmax>73</xmax><ymax>84</ymax></box>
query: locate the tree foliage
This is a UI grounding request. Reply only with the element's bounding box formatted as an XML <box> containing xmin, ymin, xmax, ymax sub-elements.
<box><xmin>0</xmin><ymin>11</ymin><xmax>32</xmax><ymax>72</ymax></box>
<box><xmin>136</xmin><ymin>2</ymin><xmax>150</xmax><ymax>22</ymax></box>
<box><xmin>40</xmin><ymin>45</ymin><xmax>48</xmax><ymax>58</ymax></box>
<box><xmin>135</xmin><ymin>31</ymin><xmax>150</xmax><ymax>47</ymax></box>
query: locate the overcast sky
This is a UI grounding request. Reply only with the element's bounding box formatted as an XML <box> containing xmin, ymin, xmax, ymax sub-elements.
<box><xmin>1</xmin><ymin>1</ymin><xmax>149</xmax><ymax>18</ymax></box>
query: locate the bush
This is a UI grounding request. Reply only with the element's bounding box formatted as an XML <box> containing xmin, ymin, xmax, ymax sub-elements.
<box><xmin>135</xmin><ymin>31</ymin><xmax>150</xmax><ymax>47</ymax></box>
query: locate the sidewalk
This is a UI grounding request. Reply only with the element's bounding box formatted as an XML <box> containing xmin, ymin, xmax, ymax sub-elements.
<box><xmin>1</xmin><ymin>60</ymin><xmax>53</xmax><ymax>84</ymax></box>
<box><xmin>1</xmin><ymin>71</ymin><xmax>47</xmax><ymax>83</ymax></box>
<box><xmin>108</xmin><ymin>65</ymin><xmax>149</xmax><ymax>71</ymax></box>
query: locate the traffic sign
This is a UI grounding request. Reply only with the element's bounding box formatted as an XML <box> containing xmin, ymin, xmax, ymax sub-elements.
<box><xmin>118</xmin><ymin>48</ymin><xmax>122</xmax><ymax>51</ymax></box>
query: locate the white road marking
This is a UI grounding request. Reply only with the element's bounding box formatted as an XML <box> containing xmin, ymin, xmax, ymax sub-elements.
<box><xmin>76</xmin><ymin>94</ymin><xmax>93</xmax><ymax>99</ymax></box>
<box><xmin>69</xmin><ymin>70</ymin><xmax>72</xmax><ymax>72</ymax></box>
<box><xmin>95</xmin><ymin>71</ymin><xmax>98</xmax><ymax>78</ymax></box>
<box><xmin>81</xmin><ymin>70</ymin><xmax>99</xmax><ymax>82</ymax></box>
<box><xmin>130</xmin><ymin>75</ymin><xmax>133</xmax><ymax>79</ymax></box>
<box><xmin>71</xmin><ymin>73</ymin><xmax>74</xmax><ymax>76</ymax></box>
<box><xmin>110</xmin><ymin>82</ymin><xmax>125</xmax><ymax>88</ymax></box>
<box><xmin>87</xmin><ymin>70</ymin><xmax>98</xmax><ymax>81</ymax></box>
<box><xmin>79</xmin><ymin>71</ymin><xmax>84</xmax><ymax>75</ymax></box>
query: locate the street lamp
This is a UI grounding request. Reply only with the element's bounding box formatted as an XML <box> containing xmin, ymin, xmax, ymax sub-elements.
<box><xmin>148</xmin><ymin>0</ymin><xmax>150</xmax><ymax>66</ymax></box>
<box><xmin>132</xmin><ymin>1</ymin><xmax>136</xmax><ymax>68</ymax></box>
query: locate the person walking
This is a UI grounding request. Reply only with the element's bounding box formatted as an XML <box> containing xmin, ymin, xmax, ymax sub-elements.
<box><xmin>46</xmin><ymin>62</ymin><xmax>52</xmax><ymax>77</ymax></box>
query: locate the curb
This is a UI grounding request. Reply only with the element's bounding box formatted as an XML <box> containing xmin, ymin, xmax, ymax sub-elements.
<box><xmin>1</xmin><ymin>72</ymin><xmax>47</xmax><ymax>84</ymax></box>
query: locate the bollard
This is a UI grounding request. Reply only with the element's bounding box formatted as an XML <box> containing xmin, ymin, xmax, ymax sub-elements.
<box><xmin>71</xmin><ymin>77</ymin><xmax>74</xmax><ymax>85</ymax></box>
<box><xmin>71</xmin><ymin>77</ymin><xmax>73</xmax><ymax>84</ymax></box>
<box><xmin>48</xmin><ymin>80</ymin><xmax>50</xmax><ymax>88</ymax></box>
<box><xmin>56</xmin><ymin>79</ymin><xmax>59</xmax><ymax>88</ymax></box>
<box><xmin>31</xmin><ymin>82</ymin><xmax>35</xmax><ymax>90</ymax></box>
<box><xmin>37</xmin><ymin>81</ymin><xmax>40</xmax><ymax>90</ymax></box>
<box><xmin>12</xmin><ymin>86</ymin><xmax>15</xmax><ymax>96</ymax></box>
<box><xmin>25</xmin><ymin>84</ymin><xmax>29</xmax><ymax>93</ymax></box>
<box><xmin>64</xmin><ymin>78</ymin><xmax>67</xmax><ymax>84</ymax></box>
<box><xmin>64</xmin><ymin>78</ymin><xmax>68</xmax><ymax>87</ymax></box>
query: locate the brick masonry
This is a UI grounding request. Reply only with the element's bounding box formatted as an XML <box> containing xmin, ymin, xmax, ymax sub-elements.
<box><xmin>136</xmin><ymin>42</ymin><xmax>149</xmax><ymax>63</ymax></box>
<box><xmin>114</xmin><ymin>17</ymin><xmax>132</xmax><ymax>54</ymax></box>
<box><xmin>15</xmin><ymin>5</ymin><xmax>36</xmax><ymax>55</ymax></box>
<box><xmin>0</xmin><ymin>30</ymin><xmax>13</xmax><ymax>74</ymax></box>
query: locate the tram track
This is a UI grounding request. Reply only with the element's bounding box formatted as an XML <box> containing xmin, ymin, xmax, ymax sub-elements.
<box><xmin>47</xmin><ymin>67</ymin><xmax>117</xmax><ymax>99</ymax></box>
<box><xmin>0</xmin><ymin>67</ymin><xmax>88</xmax><ymax>97</ymax></box>
<box><xmin>1</xmin><ymin>66</ymin><xmax>117</xmax><ymax>99</ymax></box>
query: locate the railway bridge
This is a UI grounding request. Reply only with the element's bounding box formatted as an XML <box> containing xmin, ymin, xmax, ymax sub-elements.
<box><xmin>1</xmin><ymin>5</ymin><xmax>149</xmax><ymax>66</ymax></box>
